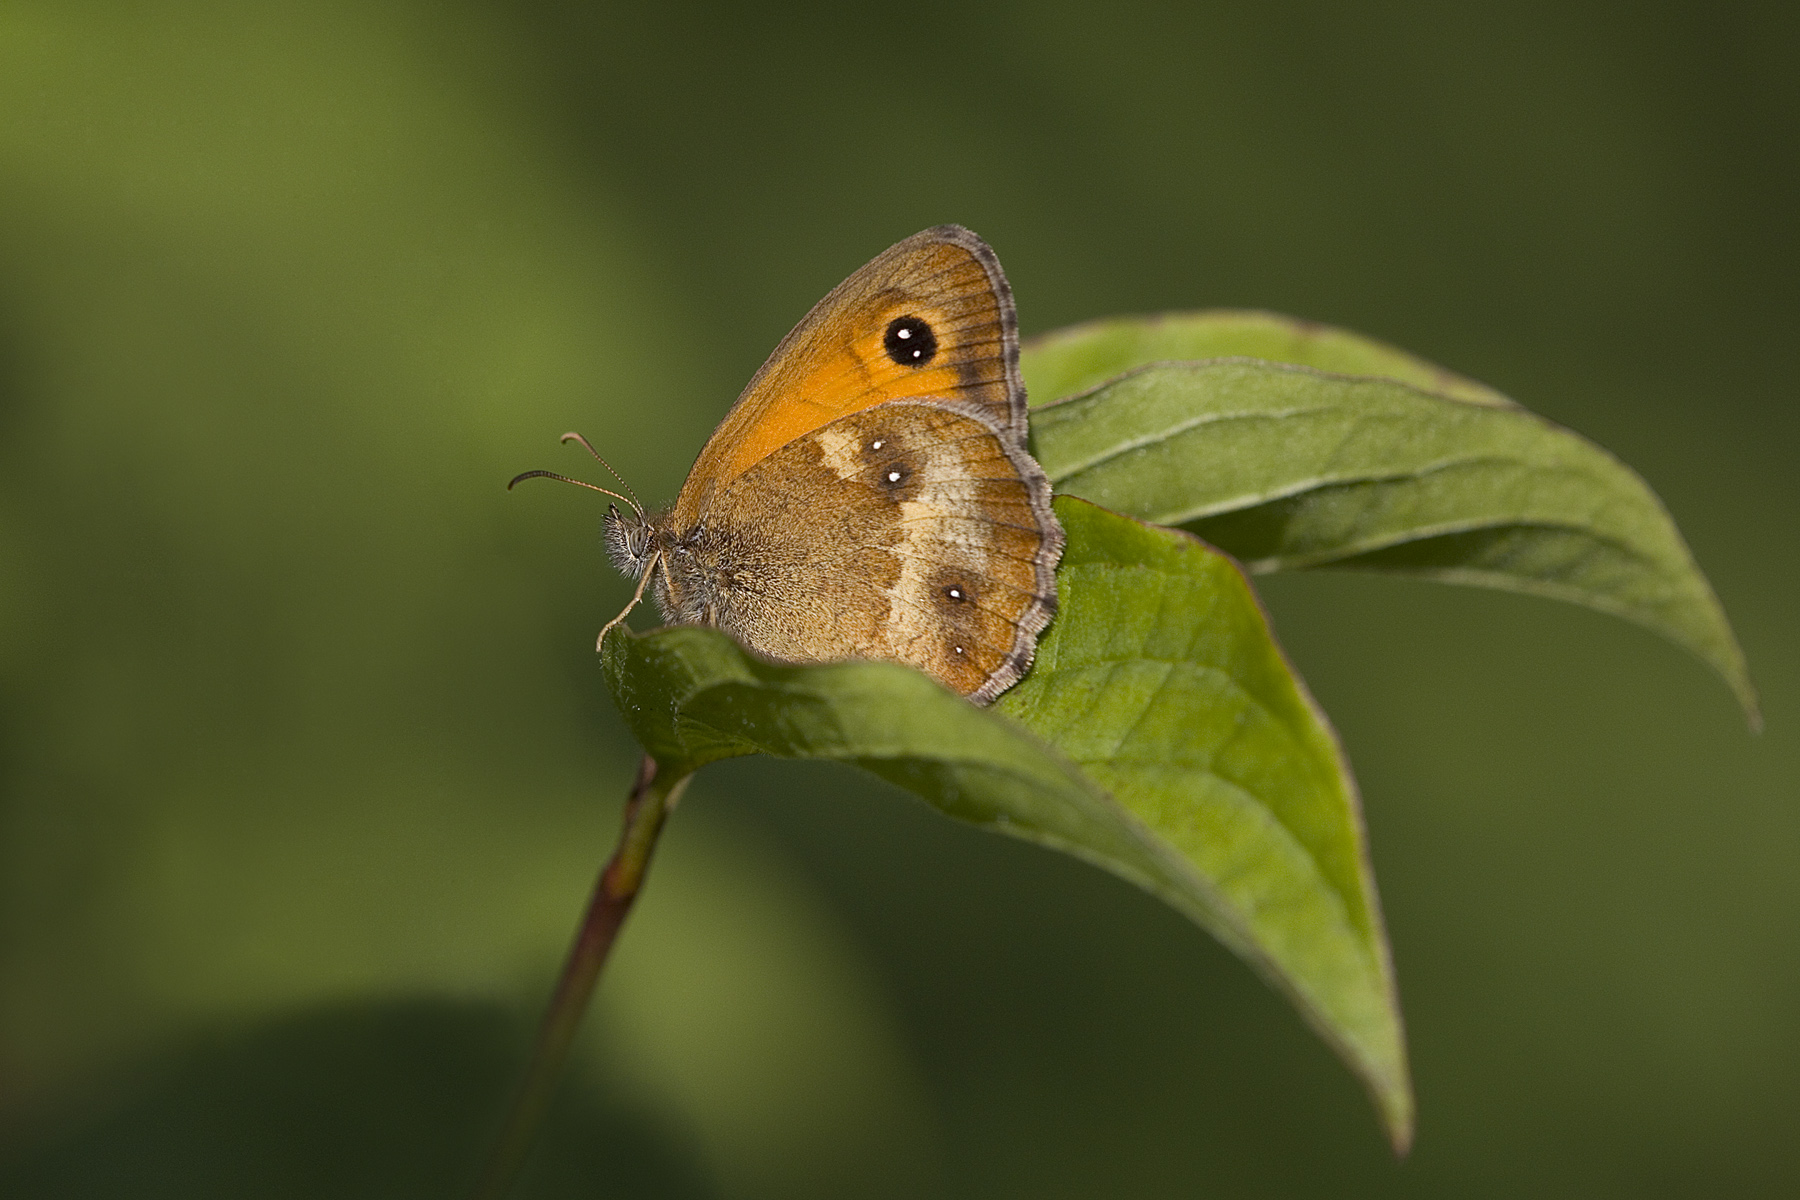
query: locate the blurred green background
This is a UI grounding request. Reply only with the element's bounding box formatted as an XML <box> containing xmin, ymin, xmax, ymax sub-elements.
<box><xmin>1</xmin><ymin>1</ymin><xmax>1794</xmax><ymax>1195</ymax></box>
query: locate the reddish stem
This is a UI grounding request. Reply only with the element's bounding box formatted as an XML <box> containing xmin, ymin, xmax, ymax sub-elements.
<box><xmin>472</xmin><ymin>753</ymin><xmax>687</xmax><ymax>1199</ymax></box>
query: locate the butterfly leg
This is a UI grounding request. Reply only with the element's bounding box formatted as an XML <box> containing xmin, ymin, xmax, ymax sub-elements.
<box><xmin>596</xmin><ymin>551</ymin><xmax>662</xmax><ymax>651</ymax></box>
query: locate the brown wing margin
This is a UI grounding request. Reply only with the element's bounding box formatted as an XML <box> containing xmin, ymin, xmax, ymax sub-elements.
<box><xmin>672</xmin><ymin>226</ymin><xmax>1027</xmax><ymax>525</ymax></box>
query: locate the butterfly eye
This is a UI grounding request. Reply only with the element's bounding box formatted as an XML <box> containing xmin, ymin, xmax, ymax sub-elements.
<box><xmin>883</xmin><ymin>316</ymin><xmax>938</xmax><ymax>367</ymax></box>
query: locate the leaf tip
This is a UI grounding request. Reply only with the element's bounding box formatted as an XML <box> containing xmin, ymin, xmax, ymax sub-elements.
<box><xmin>1387</xmin><ymin>1111</ymin><xmax>1416</xmax><ymax>1160</ymax></box>
<box><xmin>1725</xmin><ymin>662</ymin><xmax>1762</xmax><ymax>734</ymax></box>
<box><xmin>1367</xmin><ymin>1049</ymin><xmax>1417</xmax><ymax>1155</ymax></box>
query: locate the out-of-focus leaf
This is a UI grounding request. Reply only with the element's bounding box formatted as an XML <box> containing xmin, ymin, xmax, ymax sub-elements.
<box><xmin>1030</xmin><ymin>359</ymin><xmax>1756</xmax><ymax>721</ymax></box>
<box><xmin>601</xmin><ymin>498</ymin><xmax>1413</xmax><ymax>1150</ymax></box>
<box><xmin>1021</xmin><ymin>310</ymin><xmax>1513</xmax><ymax>408</ymax></box>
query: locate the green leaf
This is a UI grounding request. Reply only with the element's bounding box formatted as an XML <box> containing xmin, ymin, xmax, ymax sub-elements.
<box><xmin>998</xmin><ymin>498</ymin><xmax>1409</xmax><ymax>1149</ymax></box>
<box><xmin>1029</xmin><ymin>358</ymin><xmax>1756</xmax><ymax>722</ymax></box>
<box><xmin>1022</xmin><ymin>310</ymin><xmax>1514</xmax><ymax>408</ymax></box>
<box><xmin>602</xmin><ymin>497</ymin><xmax>1412</xmax><ymax>1151</ymax></box>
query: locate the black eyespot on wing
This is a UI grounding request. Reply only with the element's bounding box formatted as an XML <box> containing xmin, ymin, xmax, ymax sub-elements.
<box><xmin>875</xmin><ymin>459</ymin><xmax>915</xmax><ymax>497</ymax></box>
<box><xmin>859</xmin><ymin>428</ymin><xmax>922</xmax><ymax>499</ymax></box>
<box><xmin>857</xmin><ymin>430</ymin><xmax>901</xmax><ymax>463</ymax></box>
<box><xmin>931</xmin><ymin>569</ymin><xmax>983</xmax><ymax>664</ymax></box>
<box><xmin>883</xmin><ymin>316</ymin><xmax>938</xmax><ymax>367</ymax></box>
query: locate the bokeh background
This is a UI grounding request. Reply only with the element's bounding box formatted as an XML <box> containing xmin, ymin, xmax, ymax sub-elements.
<box><xmin>2</xmin><ymin>1</ymin><xmax>1795</xmax><ymax>1196</ymax></box>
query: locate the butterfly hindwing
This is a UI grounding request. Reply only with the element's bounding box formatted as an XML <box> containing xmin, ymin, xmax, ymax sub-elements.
<box><xmin>662</xmin><ymin>401</ymin><xmax>1061</xmax><ymax>703</ymax></box>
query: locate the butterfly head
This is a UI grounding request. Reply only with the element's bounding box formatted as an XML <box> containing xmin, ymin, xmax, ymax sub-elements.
<box><xmin>603</xmin><ymin>503</ymin><xmax>660</xmax><ymax>580</ymax></box>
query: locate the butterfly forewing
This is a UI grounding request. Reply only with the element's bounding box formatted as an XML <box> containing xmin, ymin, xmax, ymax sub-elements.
<box><xmin>672</xmin><ymin>226</ymin><xmax>1023</xmax><ymax>526</ymax></box>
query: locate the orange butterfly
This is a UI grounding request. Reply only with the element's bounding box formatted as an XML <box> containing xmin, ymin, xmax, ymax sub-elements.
<box><xmin>524</xmin><ymin>226</ymin><xmax>1063</xmax><ymax>704</ymax></box>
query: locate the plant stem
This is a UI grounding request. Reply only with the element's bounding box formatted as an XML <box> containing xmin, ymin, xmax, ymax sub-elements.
<box><xmin>472</xmin><ymin>752</ymin><xmax>689</xmax><ymax>1200</ymax></box>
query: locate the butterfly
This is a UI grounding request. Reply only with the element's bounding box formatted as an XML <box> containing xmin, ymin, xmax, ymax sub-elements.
<box><xmin>520</xmin><ymin>226</ymin><xmax>1064</xmax><ymax>705</ymax></box>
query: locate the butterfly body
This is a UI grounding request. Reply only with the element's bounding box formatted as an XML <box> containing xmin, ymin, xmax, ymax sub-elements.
<box><xmin>601</xmin><ymin>227</ymin><xmax>1062</xmax><ymax>705</ymax></box>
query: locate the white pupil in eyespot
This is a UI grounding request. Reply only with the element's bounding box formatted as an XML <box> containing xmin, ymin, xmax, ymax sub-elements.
<box><xmin>949</xmin><ymin>588</ymin><xmax>962</xmax><ymax>599</ymax></box>
<box><xmin>896</xmin><ymin>328</ymin><xmax>911</xmax><ymax>339</ymax></box>
<box><xmin>887</xmin><ymin>471</ymin><xmax>901</xmax><ymax>482</ymax></box>
<box><xmin>871</xmin><ymin>440</ymin><xmax>883</xmax><ymax>449</ymax></box>
<box><xmin>954</xmin><ymin>646</ymin><xmax>965</xmax><ymax>655</ymax></box>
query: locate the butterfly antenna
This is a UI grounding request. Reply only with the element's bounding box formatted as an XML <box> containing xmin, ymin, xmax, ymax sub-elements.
<box><xmin>559</xmin><ymin>432</ymin><xmax>644</xmax><ymax>518</ymax></box>
<box><xmin>507</xmin><ymin>469</ymin><xmax>640</xmax><ymax>515</ymax></box>
<box><xmin>596</xmin><ymin>552</ymin><xmax>661</xmax><ymax>651</ymax></box>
